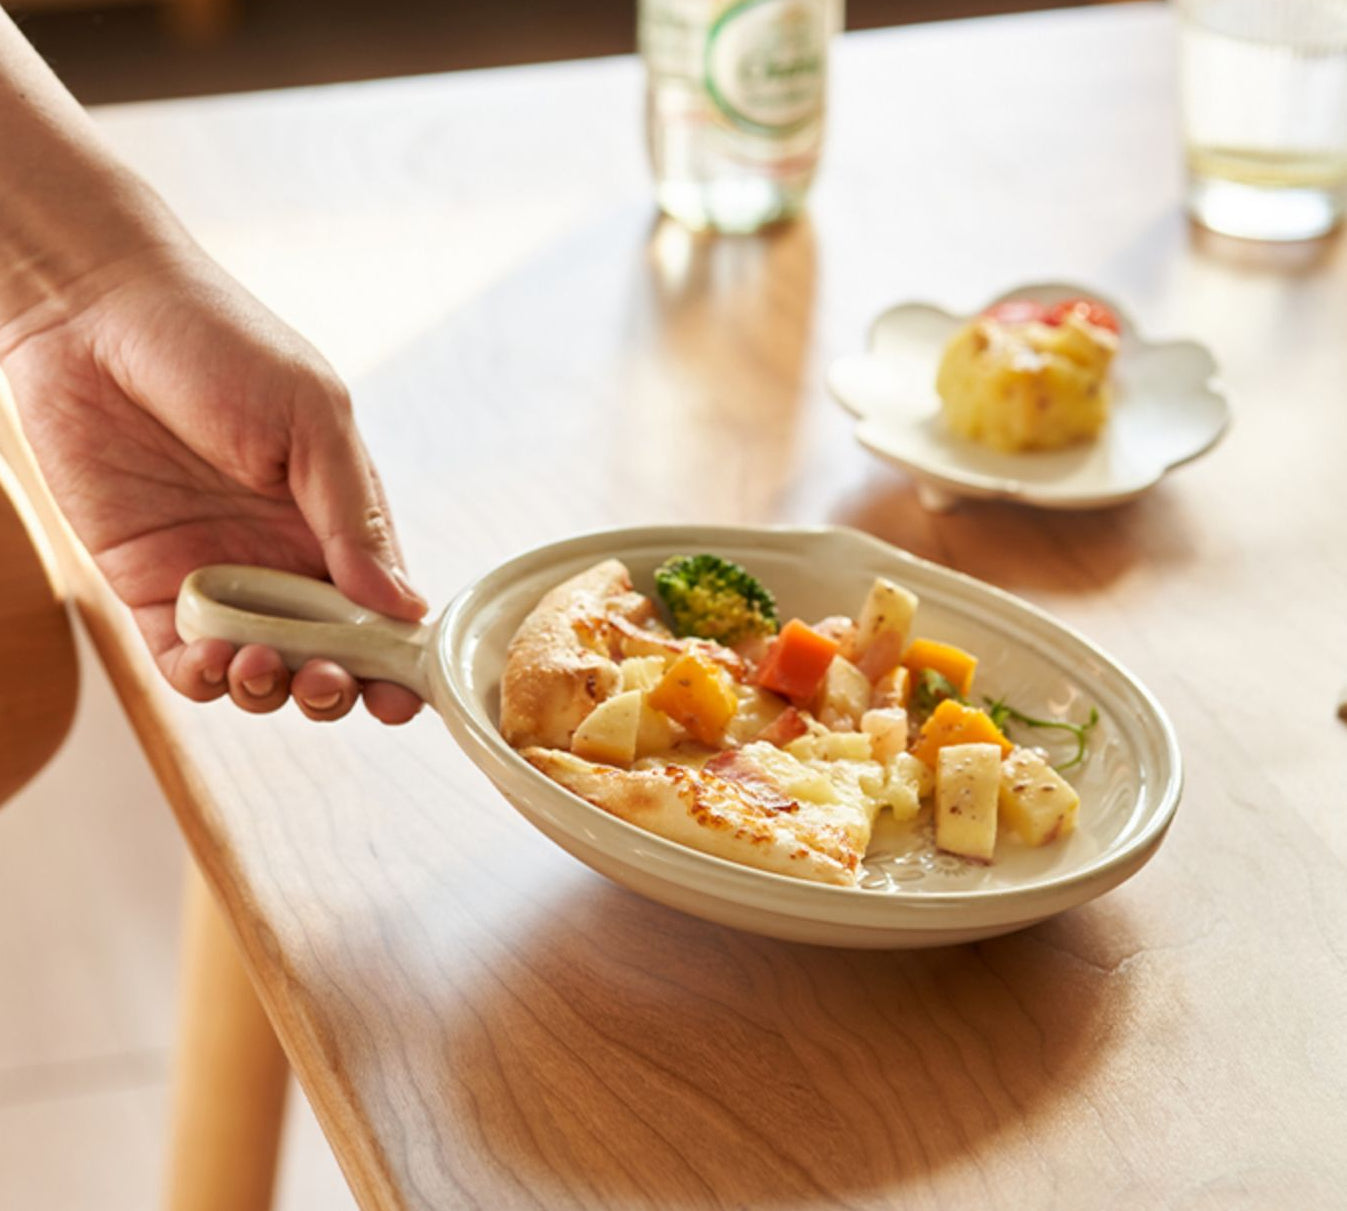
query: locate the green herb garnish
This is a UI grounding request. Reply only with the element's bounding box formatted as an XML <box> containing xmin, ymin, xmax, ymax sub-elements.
<box><xmin>912</xmin><ymin>668</ymin><xmax>965</xmax><ymax>719</ymax></box>
<box><xmin>984</xmin><ymin>698</ymin><xmax>1100</xmax><ymax>771</ymax></box>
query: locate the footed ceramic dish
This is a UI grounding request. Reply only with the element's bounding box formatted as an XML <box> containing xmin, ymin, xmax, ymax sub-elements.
<box><xmin>827</xmin><ymin>282</ymin><xmax>1229</xmax><ymax>511</ymax></box>
<box><xmin>177</xmin><ymin>525</ymin><xmax>1183</xmax><ymax>949</ymax></box>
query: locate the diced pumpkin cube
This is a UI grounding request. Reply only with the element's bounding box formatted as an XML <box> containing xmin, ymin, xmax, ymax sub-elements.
<box><xmin>902</xmin><ymin>638</ymin><xmax>978</xmax><ymax>699</ymax></box>
<box><xmin>647</xmin><ymin>651</ymin><xmax>739</xmax><ymax>745</ymax></box>
<box><xmin>936</xmin><ymin>743</ymin><xmax>1001</xmax><ymax>862</ymax></box>
<box><xmin>999</xmin><ymin>748</ymin><xmax>1080</xmax><ymax>845</ymax></box>
<box><xmin>910</xmin><ymin>699</ymin><xmax>1012</xmax><ymax>769</ymax></box>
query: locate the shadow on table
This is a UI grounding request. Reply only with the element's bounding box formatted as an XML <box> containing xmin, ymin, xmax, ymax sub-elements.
<box><xmin>419</xmin><ymin>876</ymin><xmax>1136</xmax><ymax>1208</ymax></box>
<box><xmin>826</xmin><ymin>471</ymin><xmax>1201</xmax><ymax>596</ymax></box>
<box><xmin>617</xmin><ymin>213</ymin><xmax>820</xmax><ymax>523</ymax></box>
<box><xmin>1188</xmin><ymin>222</ymin><xmax>1343</xmax><ymax>276</ymax></box>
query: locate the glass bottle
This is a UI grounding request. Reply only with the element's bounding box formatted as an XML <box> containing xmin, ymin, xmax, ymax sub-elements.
<box><xmin>639</xmin><ymin>0</ymin><xmax>839</xmax><ymax>233</ymax></box>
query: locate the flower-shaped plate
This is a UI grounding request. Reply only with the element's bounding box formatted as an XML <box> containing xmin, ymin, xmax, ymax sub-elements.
<box><xmin>827</xmin><ymin>283</ymin><xmax>1229</xmax><ymax>511</ymax></box>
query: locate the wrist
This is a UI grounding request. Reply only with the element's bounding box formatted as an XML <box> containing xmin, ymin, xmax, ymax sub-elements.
<box><xmin>0</xmin><ymin>9</ymin><xmax>192</xmax><ymax>357</ymax></box>
<box><xmin>0</xmin><ymin>157</ymin><xmax>189</xmax><ymax>357</ymax></box>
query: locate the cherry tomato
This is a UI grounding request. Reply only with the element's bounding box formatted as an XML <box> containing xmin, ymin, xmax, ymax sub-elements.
<box><xmin>1045</xmin><ymin>297</ymin><xmax>1121</xmax><ymax>334</ymax></box>
<box><xmin>982</xmin><ymin>299</ymin><xmax>1049</xmax><ymax>325</ymax></box>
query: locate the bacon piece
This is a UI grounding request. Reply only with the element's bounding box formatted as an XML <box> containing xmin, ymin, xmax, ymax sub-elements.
<box><xmin>856</xmin><ymin>629</ymin><xmax>906</xmax><ymax>682</ymax></box>
<box><xmin>753</xmin><ymin>706</ymin><xmax>809</xmax><ymax>748</ymax></box>
<box><xmin>704</xmin><ymin>750</ymin><xmax>797</xmax><ymax>814</ymax></box>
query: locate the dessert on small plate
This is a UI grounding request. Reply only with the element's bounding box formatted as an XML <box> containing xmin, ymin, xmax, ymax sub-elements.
<box><xmin>827</xmin><ymin>283</ymin><xmax>1229</xmax><ymax>511</ymax></box>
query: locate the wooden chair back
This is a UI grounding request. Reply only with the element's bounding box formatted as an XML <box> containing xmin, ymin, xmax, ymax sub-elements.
<box><xmin>0</xmin><ymin>448</ymin><xmax>78</xmax><ymax>807</ymax></box>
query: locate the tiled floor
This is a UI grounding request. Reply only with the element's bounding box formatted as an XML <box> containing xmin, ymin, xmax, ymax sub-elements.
<box><xmin>0</xmin><ymin>624</ymin><xmax>356</xmax><ymax>1211</ymax></box>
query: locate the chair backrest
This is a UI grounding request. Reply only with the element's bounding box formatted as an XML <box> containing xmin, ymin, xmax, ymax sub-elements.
<box><xmin>0</xmin><ymin>454</ymin><xmax>78</xmax><ymax>807</ymax></box>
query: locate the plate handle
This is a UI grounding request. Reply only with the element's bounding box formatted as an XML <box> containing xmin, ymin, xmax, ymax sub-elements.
<box><xmin>176</xmin><ymin>565</ymin><xmax>437</xmax><ymax>699</ymax></box>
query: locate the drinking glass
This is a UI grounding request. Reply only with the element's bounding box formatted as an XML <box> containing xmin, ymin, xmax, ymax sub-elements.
<box><xmin>1178</xmin><ymin>0</ymin><xmax>1347</xmax><ymax>241</ymax></box>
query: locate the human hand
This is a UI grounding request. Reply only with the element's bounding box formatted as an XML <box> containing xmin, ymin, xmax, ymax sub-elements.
<box><xmin>0</xmin><ymin>241</ymin><xmax>427</xmax><ymax>724</ymax></box>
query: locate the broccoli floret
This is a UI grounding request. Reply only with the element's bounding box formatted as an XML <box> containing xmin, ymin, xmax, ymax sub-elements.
<box><xmin>653</xmin><ymin>554</ymin><xmax>779</xmax><ymax>646</ymax></box>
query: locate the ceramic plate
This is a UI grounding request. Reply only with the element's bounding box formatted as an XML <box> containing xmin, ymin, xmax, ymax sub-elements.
<box><xmin>827</xmin><ymin>283</ymin><xmax>1229</xmax><ymax>511</ymax></box>
<box><xmin>436</xmin><ymin>525</ymin><xmax>1183</xmax><ymax>948</ymax></box>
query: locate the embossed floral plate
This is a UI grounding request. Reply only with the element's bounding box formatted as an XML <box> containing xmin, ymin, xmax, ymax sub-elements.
<box><xmin>827</xmin><ymin>282</ymin><xmax>1229</xmax><ymax>511</ymax></box>
<box><xmin>177</xmin><ymin>525</ymin><xmax>1183</xmax><ymax>949</ymax></box>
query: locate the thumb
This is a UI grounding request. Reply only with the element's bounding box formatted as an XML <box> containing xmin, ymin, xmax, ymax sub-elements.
<box><xmin>289</xmin><ymin>400</ymin><xmax>428</xmax><ymax>622</ymax></box>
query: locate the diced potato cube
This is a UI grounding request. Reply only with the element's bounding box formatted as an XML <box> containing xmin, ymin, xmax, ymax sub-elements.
<box><xmin>812</xmin><ymin>655</ymin><xmax>871</xmax><ymax>731</ymax></box>
<box><xmin>620</xmin><ymin>655</ymin><xmax>668</xmax><ymax>693</ymax></box>
<box><xmin>860</xmin><ymin>707</ymin><xmax>908</xmax><ymax>764</ymax></box>
<box><xmin>999</xmin><ymin>748</ymin><xmax>1080</xmax><ymax>845</ymax></box>
<box><xmin>911</xmin><ymin>699</ymin><xmax>1012</xmax><ymax>769</ymax></box>
<box><xmin>854</xmin><ymin>578</ymin><xmax>919</xmax><ymax>665</ymax></box>
<box><xmin>647</xmin><ymin>652</ymin><xmax>739</xmax><ymax>746</ymax></box>
<box><xmin>634</xmin><ymin>699</ymin><xmax>679</xmax><ymax>758</ymax></box>
<box><xmin>572</xmin><ymin>690</ymin><xmax>643</xmax><ymax>766</ymax></box>
<box><xmin>935</xmin><ymin>743</ymin><xmax>1001</xmax><ymax>863</ymax></box>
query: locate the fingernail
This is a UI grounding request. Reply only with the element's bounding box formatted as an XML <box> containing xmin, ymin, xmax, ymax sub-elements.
<box><xmin>242</xmin><ymin>674</ymin><xmax>276</xmax><ymax>698</ymax></box>
<box><xmin>302</xmin><ymin>691</ymin><xmax>342</xmax><ymax>711</ymax></box>
<box><xmin>202</xmin><ymin>665</ymin><xmax>225</xmax><ymax>686</ymax></box>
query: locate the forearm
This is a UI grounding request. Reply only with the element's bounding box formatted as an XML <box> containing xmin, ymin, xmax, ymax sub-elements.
<box><xmin>0</xmin><ymin>9</ymin><xmax>185</xmax><ymax>353</ymax></box>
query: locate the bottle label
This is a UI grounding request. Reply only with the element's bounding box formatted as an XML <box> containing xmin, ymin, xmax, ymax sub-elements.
<box><xmin>640</xmin><ymin>0</ymin><xmax>705</xmax><ymax>80</ymax></box>
<box><xmin>704</xmin><ymin>0</ymin><xmax>827</xmax><ymax>136</ymax></box>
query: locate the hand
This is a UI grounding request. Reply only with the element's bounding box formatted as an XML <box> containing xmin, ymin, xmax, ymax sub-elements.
<box><xmin>1</xmin><ymin>241</ymin><xmax>428</xmax><ymax>724</ymax></box>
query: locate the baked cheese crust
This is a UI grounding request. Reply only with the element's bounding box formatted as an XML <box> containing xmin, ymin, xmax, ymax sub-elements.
<box><xmin>499</xmin><ymin>560</ymin><xmax>651</xmax><ymax>749</ymax></box>
<box><xmin>525</xmin><ymin>747</ymin><xmax>868</xmax><ymax>886</ymax></box>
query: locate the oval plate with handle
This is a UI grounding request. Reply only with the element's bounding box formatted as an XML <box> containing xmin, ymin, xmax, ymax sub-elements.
<box><xmin>177</xmin><ymin>524</ymin><xmax>1182</xmax><ymax>949</ymax></box>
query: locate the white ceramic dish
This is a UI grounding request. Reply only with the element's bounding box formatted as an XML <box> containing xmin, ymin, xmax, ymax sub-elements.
<box><xmin>176</xmin><ymin>525</ymin><xmax>1183</xmax><ymax>949</ymax></box>
<box><xmin>827</xmin><ymin>282</ymin><xmax>1229</xmax><ymax>511</ymax></box>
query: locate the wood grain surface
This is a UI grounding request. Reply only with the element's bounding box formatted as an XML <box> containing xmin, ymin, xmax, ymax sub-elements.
<box><xmin>16</xmin><ymin>5</ymin><xmax>1347</xmax><ymax>1208</ymax></box>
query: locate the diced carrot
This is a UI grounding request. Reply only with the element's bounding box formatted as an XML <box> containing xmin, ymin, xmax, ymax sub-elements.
<box><xmin>647</xmin><ymin>651</ymin><xmax>738</xmax><ymax>745</ymax></box>
<box><xmin>910</xmin><ymin>699</ymin><xmax>1012</xmax><ymax>768</ymax></box>
<box><xmin>754</xmin><ymin>619</ymin><xmax>839</xmax><ymax>705</ymax></box>
<box><xmin>902</xmin><ymin>638</ymin><xmax>978</xmax><ymax>699</ymax></box>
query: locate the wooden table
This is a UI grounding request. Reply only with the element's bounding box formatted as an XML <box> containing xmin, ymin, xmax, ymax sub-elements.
<box><xmin>13</xmin><ymin>3</ymin><xmax>1347</xmax><ymax>1207</ymax></box>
